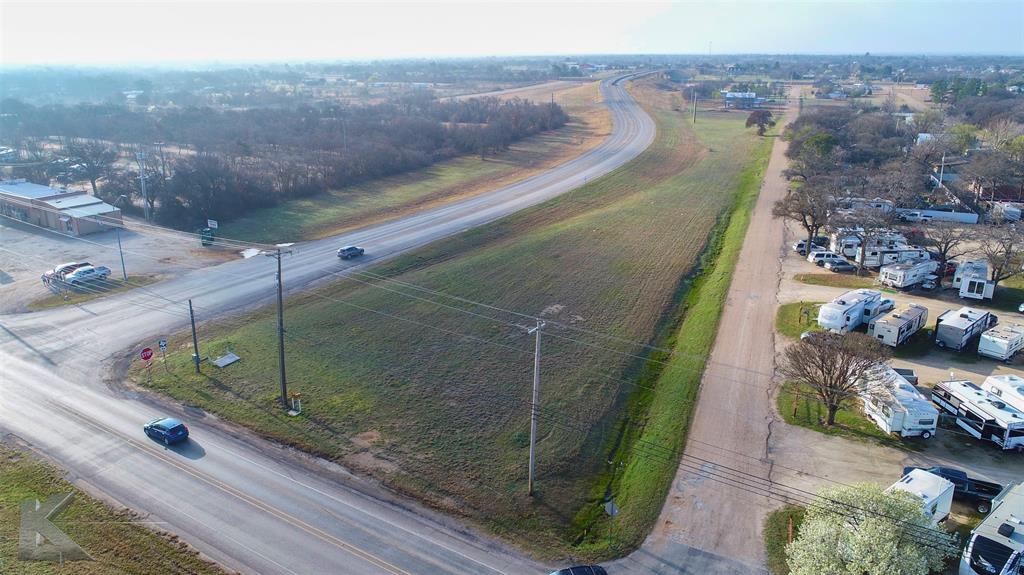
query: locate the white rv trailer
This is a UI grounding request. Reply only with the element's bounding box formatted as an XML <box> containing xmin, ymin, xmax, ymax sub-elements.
<box><xmin>855</xmin><ymin>245</ymin><xmax>930</xmax><ymax>268</ymax></box>
<box><xmin>879</xmin><ymin>259</ymin><xmax>940</xmax><ymax>289</ymax></box>
<box><xmin>867</xmin><ymin>304</ymin><xmax>929</xmax><ymax>347</ymax></box>
<box><xmin>954</xmin><ymin>260</ymin><xmax>996</xmax><ymax>301</ymax></box>
<box><xmin>935</xmin><ymin>307</ymin><xmax>998</xmax><ymax>351</ymax></box>
<box><xmin>983</xmin><ymin>374</ymin><xmax>1024</xmax><ymax>413</ymax></box>
<box><xmin>861</xmin><ymin>365</ymin><xmax>939</xmax><ymax>438</ymax></box>
<box><xmin>816</xmin><ymin>289</ymin><xmax>885</xmax><ymax>334</ymax></box>
<box><xmin>829</xmin><ymin>230</ymin><xmax>907</xmax><ymax>258</ymax></box>
<box><xmin>886</xmin><ymin>469</ymin><xmax>954</xmax><ymax>526</ymax></box>
<box><xmin>959</xmin><ymin>482</ymin><xmax>1023</xmax><ymax>575</ymax></box>
<box><xmin>931</xmin><ymin>380</ymin><xmax>1024</xmax><ymax>451</ymax></box>
<box><xmin>979</xmin><ymin>325</ymin><xmax>1024</xmax><ymax>362</ymax></box>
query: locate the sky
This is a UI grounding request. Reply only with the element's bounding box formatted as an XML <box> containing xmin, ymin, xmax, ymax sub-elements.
<box><xmin>1</xmin><ymin>0</ymin><xmax>1022</xmax><ymax>66</ymax></box>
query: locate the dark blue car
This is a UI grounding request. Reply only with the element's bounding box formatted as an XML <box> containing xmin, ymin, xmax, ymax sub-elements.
<box><xmin>144</xmin><ymin>417</ymin><xmax>189</xmax><ymax>445</ymax></box>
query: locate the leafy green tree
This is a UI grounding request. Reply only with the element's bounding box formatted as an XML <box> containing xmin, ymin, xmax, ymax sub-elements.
<box><xmin>930</xmin><ymin>79</ymin><xmax>948</xmax><ymax>103</ymax></box>
<box><xmin>746</xmin><ymin>110</ymin><xmax>776</xmax><ymax>136</ymax></box>
<box><xmin>786</xmin><ymin>483</ymin><xmax>957</xmax><ymax>575</ymax></box>
<box><xmin>947</xmin><ymin>123</ymin><xmax>979</xmax><ymax>154</ymax></box>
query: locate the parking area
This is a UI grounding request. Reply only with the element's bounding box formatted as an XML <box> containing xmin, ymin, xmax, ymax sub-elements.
<box><xmin>0</xmin><ymin>217</ymin><xmax>234</xmax><ymax>313</ymax></box>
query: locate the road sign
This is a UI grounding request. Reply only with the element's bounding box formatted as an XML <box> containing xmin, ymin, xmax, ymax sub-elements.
<box><xmin>140</xmin><ymin>347</ymin><xmax>154</xmax><ymax>361</ymax></box>
<box><xmin>206</xmin><ymin>219</ymin><xmax>218</xmax><ymax>230</ymax></box>
<box><xmin>158</xmin><ymin>339</ymin><xmax>168</xmax><ymax>352</ymax></box>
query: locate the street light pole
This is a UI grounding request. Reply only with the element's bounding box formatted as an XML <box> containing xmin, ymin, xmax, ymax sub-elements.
<box><xmin>527</xmin><ymin>319</ymin><xmax>545</xmax><ymax>497</ymax></box>
<box><xmin>135</xmin><ymin>152</ymin><xmax>150</xmax><ymax>222</ymax></box>
<box><xmin>189</xmin><ymin>299</ymin><xmax>201</xmax><ymax>374</ymax></box>
<box><xmin>264</xmin><ymin>244</ymin><xmax>294</xmax><ymax>409</ymax></box>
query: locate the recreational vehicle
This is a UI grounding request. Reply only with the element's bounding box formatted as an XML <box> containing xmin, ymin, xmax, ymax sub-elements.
<box><xmin>879</xmin><ymin>259</ymin><xmax>940</xmax><ymax>289</ymax></box>
<box><xmin>867</xmin><ymin>304</ymin><xmax>929</xmax><ymax>347</ymax></box>
<box><xmin>817</xmin><ymin>289</ymin><xmax>890</xmax><ymax>334</ymax></box>
<box><xmin>935</xmin><ymin>307</ymin><xmax>998</xmax><ymax>351</ymax></box>
<box><xmin>954</xmin><ymin>261</ymin><xmax>996</xmax><ymax>301</ymax></box>
<box><xmin>855</xmin><ymin>245</ymin><xmax>930</xmax><ymax>268</ymax></box>
<box><xmin>979</xmin><ymin>325</ymin><xmax>1024</xmax><ymax>362</ymax></box>
<box><xmin>983</xmin><ymin>374</ymin><xmax>1024</xmax><ymax>413</ymax></box>
<box><xmin>931</xmin><ymin>380</ymin><xmax>1024</xmax><ymax>451</ymax></box>
<box><xmin>829</xmin><ymin>230</ymin><xmax>907</xmax><ymax>258</ymax></box>
<box><xmin>886</xmin><ymin>469</ymin><xmax>954</xmax><ymax>526</ymax></box>
<box><xmin>860</xmin><ymin>365</ymin><xmax>939</xmax><ymax>438</ymax></box>
<box><xmin>960</xmin><ymin>482</ymin><xmax>1023</xmax><ymax>575</ymax></box>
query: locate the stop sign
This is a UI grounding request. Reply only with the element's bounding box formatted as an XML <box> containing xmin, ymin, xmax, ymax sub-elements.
<box><xmin>140</xmin><ymin>347</ymin><xmax>154</xmax><ymax>361</ymax></box>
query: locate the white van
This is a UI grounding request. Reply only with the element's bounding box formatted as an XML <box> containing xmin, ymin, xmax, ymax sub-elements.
<box><xmin>807</xmin><ymin>251</ymin><xmax>846</xmax><ymax>266</ymax></box>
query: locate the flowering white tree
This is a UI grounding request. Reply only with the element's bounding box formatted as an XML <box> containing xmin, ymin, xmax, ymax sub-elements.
<box><xmin>786</xmin><ymin>483</ymin><xmax>957</xmax><ymax>575</ymax></box>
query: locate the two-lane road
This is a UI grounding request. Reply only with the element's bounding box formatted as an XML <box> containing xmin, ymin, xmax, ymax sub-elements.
<box><xmin>0</xmin><ymin>75</ymin><xmax>655</xmax><ymax>574</ymax></box>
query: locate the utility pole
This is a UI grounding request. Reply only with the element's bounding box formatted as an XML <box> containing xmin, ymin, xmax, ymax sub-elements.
<box><xmin>527</xmin><ymin>319</ymin><xmax>545</xmax><ymax>497</ymax></box>
<box><xmin>938</xmin><ymin>152</ymin><xmax>947</xmax><ymax>190</ymax></box>
<box><xmin>692</xmin><ymin>89</ymin><xmax>697</xmax><ymax>124</ymax></box>
<box><xmin>264</xmin><ymin>244</ymin><xmax>294</xmax><ymax>409</ymax></box>
<box><xmin>115</xmin><ymin>226</ymin><xmax>127</xmax><ymax>280</ymax></box>
<box><xmin>153</xmin><ymin>142</ymin><xmax>168</xmax><ymax>180</ymax></box>
<box><xmin>189</xmin><ymin>299</ymin><xmax>201</xmax><ymax>374</ymax></box>
<box><xmin>135</xmin><ymin>152</ymin><xmax>150</xmax><ymax>222</ymax></box>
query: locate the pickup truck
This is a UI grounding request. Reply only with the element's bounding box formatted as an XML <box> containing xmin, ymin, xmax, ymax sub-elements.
<box><xmin>63</xmin><ymin>265</ymin><xmax>111</xmax><ymax>287</ymax></box>
<box><xmin>902</xmin><ymin>466</ymin><xmax>1004</xmax><ymax>513</ymax></box>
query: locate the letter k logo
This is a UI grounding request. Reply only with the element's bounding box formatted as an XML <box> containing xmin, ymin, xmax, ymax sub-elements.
<box><xmin>18</xmin><ymin>494</ymin><xmax>91</xmax><ymax>562</ymax></box>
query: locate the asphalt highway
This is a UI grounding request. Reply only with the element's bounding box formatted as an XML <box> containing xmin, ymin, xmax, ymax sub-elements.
<box><xmin>0</xmin><ymin>75</ymin><xmax>655</xmax><ymax>574</ymax></box>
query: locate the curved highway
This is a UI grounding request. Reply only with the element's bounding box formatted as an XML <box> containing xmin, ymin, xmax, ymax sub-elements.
<box><xmin>0</xmin><ymin>75</ymin><xmax>655</xmax><ymax>574</ymax></box>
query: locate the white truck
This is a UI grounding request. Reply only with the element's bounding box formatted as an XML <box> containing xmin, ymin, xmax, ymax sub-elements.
<box><xmin>954</xmin><ymin>260</ymin><xmax>996</xmax><ymax>301</ymax></box>
<box><xmin>887</xmin><ymin>469</ymin><xmax>954</xmax><ymax>526</ymax></box>
<box><xmin>817</xmin><ymin>289</ymin><xmax>892</xmax><ymax>334</ymax></box>
<box><xmin>867</xmin><ymin>304</ymin><xmax>929</xmax><ymax>347</ymax></box>
<box><xmin>855</xmin><ymin>245</ymin><xmax>930</xmax><ymax>268</ymax></box>
<box><xmin>935</xmin><ymin>307</ymin><xmax>998</xmax><ymax>351</ymax></box>
<box><xmin>878</xmin><ymin>259</ymin><xmax>940</xmax><ymax>289</ymax></box>
<box><xmin>861</xmin><ymin>365</ymin><xmax>939</xmax><ymax>439</ymax></box>
<box><xmin>978</xmin><ymin>324</ymin><xmax>1024</xmax><ymax>362</ymax></box>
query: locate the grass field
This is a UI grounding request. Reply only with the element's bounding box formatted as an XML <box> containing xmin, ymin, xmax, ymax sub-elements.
<box><xmin>793</xmin><ymin>272</ymin><xmax>875</xmax><ymax>289</ymax></box>
<box><xmin>220</xmin><ymin>82</ymin><xmax>611</xmax><ymax>243</ymax></box>
<box><xmin>764</xmin><ymin>505</ymin><xmax>805</xmax><ymax>575</ymax></box>
<box><xmin>135</xmin><ymin>79</ymin><xmax>771</xmax><ymax>559</ymax></box>
<box><xmin>776</xmin><ymin>301</ymin><xmax>823</xmax><ymax>340</ymax></box>
<box><xmin>776</xmin><ymin>383</ymin><xmax>913</xmax><ymax>450</ymax></box>
<box><xmin>28</xmin><ymin>275</ymin><xmax>161</xmax><ymax>310</ymax></box>
<box><xmin>0</xmin><ymin>444</ymin><xmax>224</xmax><ymax>575</ymax></box>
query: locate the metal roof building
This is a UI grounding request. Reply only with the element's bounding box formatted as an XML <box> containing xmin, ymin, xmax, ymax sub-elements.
<box><xmin>0</xmin><ymin>179</ymin><xmax>122</xmax><ymax>236</ymax></box>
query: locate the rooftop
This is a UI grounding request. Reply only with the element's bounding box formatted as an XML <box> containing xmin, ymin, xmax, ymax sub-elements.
<box><xmin>0</xmin><ymin>179</ymin><xmax>79</xmax><ymax>201</ymax></box>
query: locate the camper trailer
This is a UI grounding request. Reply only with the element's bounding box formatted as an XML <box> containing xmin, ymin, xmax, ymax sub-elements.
<box><xmin>954</xmin><ymin>261</ymin><xmax>996</xmax><ymax>301</ymax></box>
<box><xmin>979</xmin><ymin>325</ymin><xmax>1024</xmax><ymax>362</ymax></box>
<box><xmin>829</xmin><ymin>230</ymin><xmax>907</xmax><ymax>258</ymax></box>
<box><xmin>867</xmin><ymin>304</ymin><xmax>929</xmax><ymax>347</ymax></box>
<box><xmin>817</xmin><ymin>289</ymin><xmax>890</xmax><ymax>334</ymax></box>
<box><xmin>861</xmin><ymin>365</ymin><xmax>939</xmax><ymax>438</ymax></box>
<box><xmin>935</xmin><ymin>307</ymin><xmax>998</xmax><ymax>351</ymax></box>
<box><xmin>959</xmin><ymin>482</ymin><xmax>1023</xmax><ymax>575</ymax></box>
<box><xmin>983</xmin><ymin>374</ymin><xmax>1024</xmax><ymax>413</ymax></box>
<box><xmin>879</xmin><ymin>259</ymin><xmax>940</xmax><ymax>289</ymax></box>
<box><xmin>931</xmin><ymin>380</ymin><xmax>1024</xmax><ymax>451</ymax></box>
<box><xmin>887</xmin><ymin>469</ymin><xmax>954</xmax><ymax>526</ymax></box>
<box><xmin>856</xmin><ymin>245</ymin><xmax>930</xmax><ymax>268</ymax></box>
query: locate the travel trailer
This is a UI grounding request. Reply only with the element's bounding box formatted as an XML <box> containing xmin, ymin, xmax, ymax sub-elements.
<box><xmin>829</xmin><ymin>230</ymin><xmax>907</xmax><ymax>258</ymax></box>
<box><xmin>954</xmin><ymin>260</ymin><xmax>996</xmax><ymax>301</ymax></box>
<box><xmin>959</xmin><ymin>482</ymin><xmax>1022</xmax><ymax>575</ymax></box>
<box><xmin>931</xmin><ymin>380</ymin><xmax>1024</xmax><ymax>451</ymax></box>
<box><xmin>935</xmin><ymin>307</ymin><xmax>998</xmax><ymax>351</ymax></box>
<box><xmin>861</xmin><ymin>365</ymin><xmax>939</xmax><ymax>439</ymax></box>
<box><xmin>817</xmin><ymin>289</ymin><xmax>890</xmax><ymax>334</ymax></box>
<box><xmin>979</xmin><ymin>325</ymin><xmax>1024</xmax><ymax>362</ymax></box>
<box><xmin>855</xmin><ymin>245</ymin><xmax>930</xmax><ymax>268</ymax></box>
<box><xmin>983</xmin><ymin>374</ymin><xmax>1024</xmax><ymax>412</ymax></box>
<box><xmin>879</xmin><ymin>259</ymin><xmax>940</xmax><ymax>289</ymax></box>
<box><xmin>886</xmin><ymin>469</ymin><xmax>954</xmax><ymax>526</ymax></box>
<box><xmin>867</xmin><ymin>304</ymin><xmax>929</xmax><ymax>347</ymax></box>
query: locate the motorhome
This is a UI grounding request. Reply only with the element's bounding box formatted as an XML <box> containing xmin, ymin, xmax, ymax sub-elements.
<box><xmin>954</xmin><ymin>260</ymin><xmax>996</xmax><ymax>301</ymax></box>
<box><xmin>879</xmin><ymin>259</ymin><xmax>940</xmax><ymax>289</ymax></box>
<box><xmin>855</xmin><ymin>245</ymin><xmax>930</xmax><ymax>268</ymax></box>
<box><xmin>935</xmin><ymin>307</ymin><xmax>998</xmax><ymax>351</ymax></box>
<box><xmin>979</xmin><ymin>325</ymin><xmax>1024</xmax><ymax>362</ymax></box>
<box><xmin>959</xmin><ymin>482</ymin><xmax>1023</xmax><ymax>575</ymax></box>
<box><xmin>861</xmin><ymin>365</ymin><xmax>939</xmax><ymax>439</ymax></box>
<box><xmin>829</xmin><ymin>230</ymin><xmax>906</xmax><ymax>258</ymax></box>
<box><xmin>867</xmin><ymin>304</ymin><xmax>929</xmax><ymax>347</ymax></box>
<box><xmin>931</xmin><ymin>380</ymin><xmax>1024</xmax><ymax>451</ymax></box>
<box><xmin>886</xmin><ymin>469</ymin><xmax>954</xmax><ymax>526</ymax></box>
<box><xmin>983</xmin><ymin>374</ymin><xmax>1024</xmax><ymax>413</ymax></box>
<box><xmin>817</xmin><ymin>289</ymin><xmax>888</xmax><ymax>334</ymax></box>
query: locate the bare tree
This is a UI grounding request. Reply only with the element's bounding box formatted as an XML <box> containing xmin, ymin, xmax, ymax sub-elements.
<box><xmin>779</xmin><ymin>333</ymin><xmax>890</xmax><ymax>426</ymax></box>
<box><xmin>67</xmin><ymin>140</ymin><xmax>118</xmax><ymax>196</ymax></box>
<box><xmin>978</xmin><ymin>223</ymin><xmax>1024</xmax><ymax>288</ymax></box>
<box><xmin>911</xmin><ymin>221</ymin><xmax>973</xmax><ymax>277</ymax></box>
<box><xmin>773</xmin><ymin>180</ymin><xmax>837</xmax><ymax>253</ymax></box>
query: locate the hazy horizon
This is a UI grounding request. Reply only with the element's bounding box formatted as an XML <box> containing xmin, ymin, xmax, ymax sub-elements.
<box><xmin>2</xmin><ymin>1</ymin><xmax>1021</xmax><ymax>67</ymax></box>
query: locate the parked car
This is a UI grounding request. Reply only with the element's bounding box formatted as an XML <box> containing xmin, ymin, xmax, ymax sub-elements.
<box><xmin>901</xmin><ymin>466</ymin><xmax>1004</xmax><ymax>513</ymax></box>
<box><xmin>63</xmin><ymin>265</ymin><xmax>111</xmax><ymax>286</ymax></box>
<box><xmin>337</xmin><ymin>245</ymin><xmax>365</xmax><ymax>259</ymax></box>
<box><xmin>793</xmin><ymin>238</ymin><xmax>828</xmax><ymax>255</ymax></box>
<box><xmin>808</xmin><ymin>251</ymin><xmax>846</xmax><ymax>266</ymax></box>
<box><xmin>42</xmin><ymin>261</ymin><xmax>90</xmax><ymax>285</ymax></box>
<box><xmin>898</xmin><ymin>211</ymin><xmax>934</xmax><ymax>223</ymax></box>
<box><xmin>873</xmin><ymin>298</ymin><xmax>896</xmax><ymax>315</ymax></box>
<box><xmin>824</xmin><ymin>260</ymin><xmax>856</xmax><ymax>272</ymax></box>
<box><xmin>143</xmin><ymin>417</ymin><xmax>190</xmax><ymax>445</ymax></box>
<box><xmin>549</xmin><ymin>567</ymin><xmax>608</xmax><ymax>575</ymax></box>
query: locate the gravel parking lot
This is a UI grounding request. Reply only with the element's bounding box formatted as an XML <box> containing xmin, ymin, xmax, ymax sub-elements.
<box><xmin>0</xmin><ymin>217</ymin><xmax>234</xmax><ymax>313</ymax></box>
